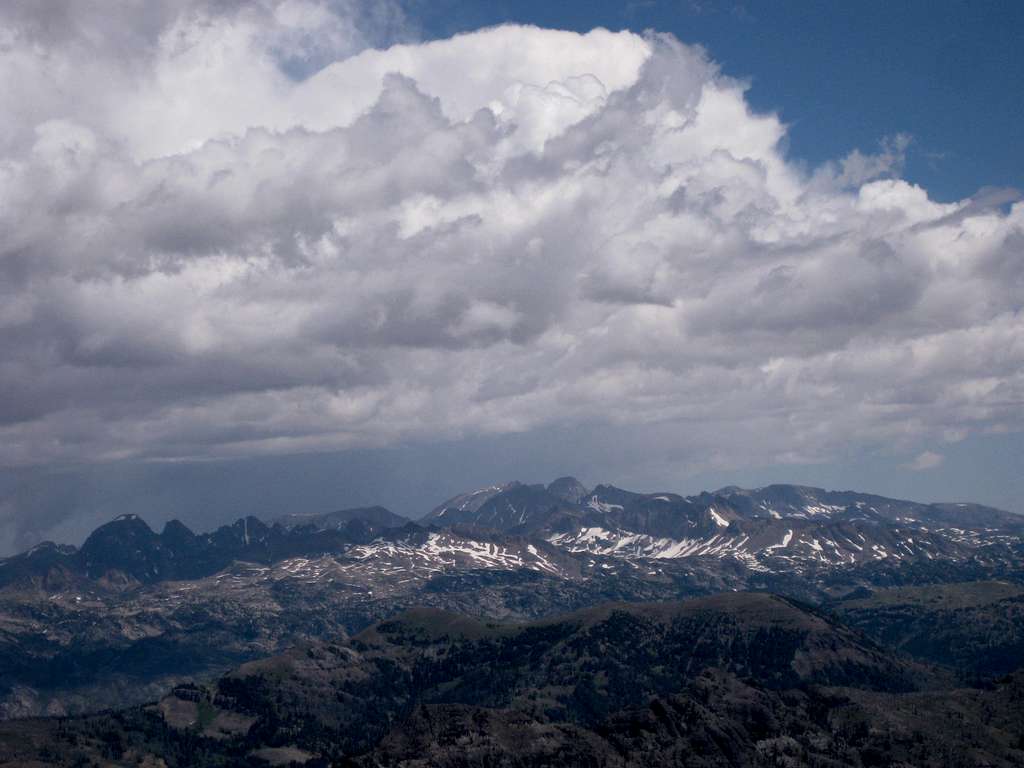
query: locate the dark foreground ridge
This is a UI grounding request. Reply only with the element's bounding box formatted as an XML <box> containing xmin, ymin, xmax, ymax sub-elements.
<box><xmin>3</xmin><ymin>590</ymin><xmax>1024</xmax><ymax>766</ymax></box>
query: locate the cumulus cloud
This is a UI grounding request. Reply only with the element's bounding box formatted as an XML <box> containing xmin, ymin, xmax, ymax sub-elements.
<box><xmin>0</xmin><ymin>2</ymin><xmax>1022</xmax><ymax>494</ymax></box>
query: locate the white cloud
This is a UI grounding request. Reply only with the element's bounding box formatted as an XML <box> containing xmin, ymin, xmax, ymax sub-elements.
<box><xmin>0</xmin><ymin>4</ymin><xmax>1021</xmax><ymax>480</ymax></box>
<box><xmin>906</xmin><ymin>451</ymin><xmax>945</xmax><ymax>471</ymax></box>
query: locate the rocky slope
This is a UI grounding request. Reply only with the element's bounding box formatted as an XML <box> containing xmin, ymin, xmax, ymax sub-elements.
<box><xmin>3</xmin><ymin>592</ymin><xmax>1024</xmax><ymax>766</ymax></box>
<box><xmin>828</xmin><ymin>580</ymin><xmax>1024</xmax><ymax>680</ymax></box>
<box><xmin>429</xmin><ymin>478</ymin><xmax>1024</xmax><ymax>573</ymax></box>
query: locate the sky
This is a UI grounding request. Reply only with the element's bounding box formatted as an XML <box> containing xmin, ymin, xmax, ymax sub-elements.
<box><xmin>0</xmin><ymin>0</ymin><xmax>1021</xmax><ymax>553</ymax></box>
<box><xmin>416</xmin><ymin>0</ymin><xmax>1024</xmax><ymax>203</ymax></box>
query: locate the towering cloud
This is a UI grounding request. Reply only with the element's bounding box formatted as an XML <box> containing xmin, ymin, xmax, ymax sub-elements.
<box><xmin>0</xmin><ymin>1</ymin><xmax>1021</xmax><ymax>484</ymax></box>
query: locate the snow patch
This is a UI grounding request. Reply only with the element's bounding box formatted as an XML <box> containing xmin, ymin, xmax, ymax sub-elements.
<box><xmin>587</xmin><ymin>497</ymin><xmax>624</xmax><ymax>514</ymax></box>
<box><xmin>765</xmin><ymin>530</ymin><xmax>793</xmax><ymax>553</ymax></box>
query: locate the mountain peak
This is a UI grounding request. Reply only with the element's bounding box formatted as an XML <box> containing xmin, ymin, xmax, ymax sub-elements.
<box><xmin>25</xmin><ymin>540</ymin><xmax>74</xmax><ymax>557</ymax></box>
<box><xmin>161</xmin><ymin>519</ymin><xmax>195</xmax><ymax>539</ymax></box>
<box><xmin>84</xmin><ymin>513</ymin><xmax>155</xmax><ymax>541</ymax></box>
<box><xmin>547</xmin><ymin>476</ymin><xmax>589</xmax><ymax>504</ymax></box>
<box><xmin>79</xmin><ymin>514</ymin><xmax>164</xmax><ymax>582</ymax></box>
<box><xmin>423</xmin><ymin>482</ymin><xmax>516</xmax><ymax>522</ymax></box>
<box><xmin>422</xmin><ymin>481</ymin><xmax>573</xmax><ymax>533</ymax></box>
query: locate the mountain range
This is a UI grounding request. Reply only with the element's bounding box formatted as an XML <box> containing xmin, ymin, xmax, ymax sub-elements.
<box><xmin>6</xmin><ymin>478</ymin><xmax>1020</xmax><ymax>595</ymax></box>
<box><xmin>0</xmin><ymin>476</ymin><xmax>1022</xmax><ymax>763</ymax></box>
